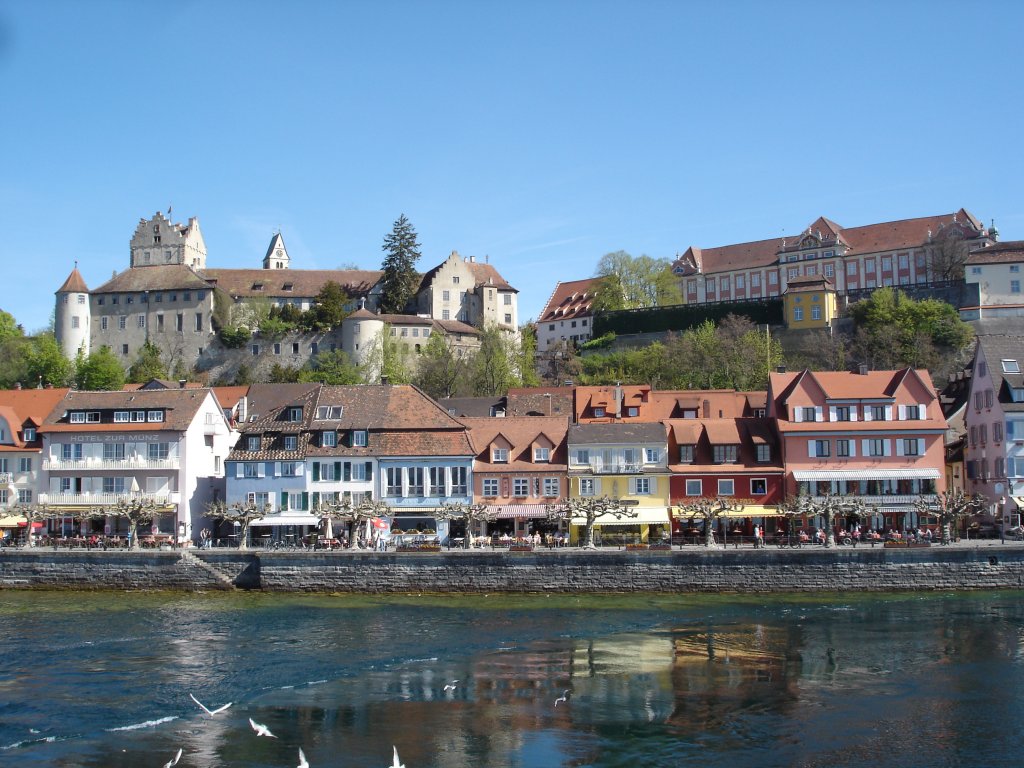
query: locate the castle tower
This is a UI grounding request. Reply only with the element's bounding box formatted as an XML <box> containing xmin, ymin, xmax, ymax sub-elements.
<box><xmin>55</xmin><ymin>265</ymin><xmax>90</xmax><ymax>359</ymax></box>
<box><xmin>129</xmin><ymin>211</ymin><xmax>207</xmax><ymax>270</ymax></box>
<box><xmin>341</xmin><ymin>306</ymin><xmax>384</xmax><ymax>370</ymax></box>
<box><xmin>262</xmin><ymin>232</ymin><xmax>290</xmax><ymax>270</ymax></box>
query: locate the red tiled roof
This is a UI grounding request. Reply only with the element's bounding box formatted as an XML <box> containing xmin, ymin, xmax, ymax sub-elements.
<box><xmin>57</xmin><ymin>268</ymin><xmax>88</xmax><ymax>294</ymax></box>
<box><xmin>462</xmin><ymin>416</ymin><xmax>569</xmax><ymax>468</ymax></box>
<box><xmin>202</xmin><ymin>268</ymin><xmax>381</xmax><ymax>299</ymax></box>
<box><xmin>967</xmin><ymin>240</ymin><xmax>1024</xmax><ymax>265</ymax></box>
<box><xmin>538</xmin><ymin>278</ymin><xmax>600</xmax><ymax>322</ymax></box>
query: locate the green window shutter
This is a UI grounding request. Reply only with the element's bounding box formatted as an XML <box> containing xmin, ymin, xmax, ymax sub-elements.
<box><xmin>365</xmin><ymin>461</ymin><xmax>372</xmax><ymax>480</ymax></box>
<box><xmin>343</xmin><ymin>462</ymin><xmax>351</xmax><ymax>481</ymax></box>
<box><xmin>345</xmin><ymin>430</ymin><xmax>352</xmax><ymax>448</ymax></box>
<box><xmin>312</xmin><ymin>462</ymin><xmax>320</xmax><ymax>482</ymax></box>
<box><xmin>301</xmin><ymin>492</ymin><xmax>309</xmax><ymax>511</ymax></box>
<box><xmin>312</xmin><ymin>492</ymin><xmax>320</xmax><ymax>510</ymax></box>
<box><xmin>280</xmin><ymin>491</ymin><xmax>288</xmax><ymax>511</ymax></box>
<box><xmin>334</xmin><ymin>461</ymin><xmax>342</xmax><ymax>480</ymax></box>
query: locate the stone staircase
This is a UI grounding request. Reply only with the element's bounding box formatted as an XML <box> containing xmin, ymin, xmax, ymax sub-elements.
<box><xmin>179</xmin><ymin>550</ymin><xmax>237</xmax><ymax>590</ymax></box>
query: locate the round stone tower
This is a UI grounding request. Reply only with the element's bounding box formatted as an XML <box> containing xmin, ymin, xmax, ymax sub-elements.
<box><xmin>341</xmin><ymin>306</ymin><xmax>384</xmax><ymax>369</ymax></box>
<box><xmin>55</xmin><ymin>264</ymin><xmax>91</xmax><ymax>359</ymax></box>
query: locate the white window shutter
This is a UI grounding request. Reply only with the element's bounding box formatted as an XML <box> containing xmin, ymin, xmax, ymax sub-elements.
<box><xmin>829</xmin><ymin>406</ymin><xmax>837</xmax><ymax>421</ymax></box>
<box><xmin>594</xmin><ymin>478</ymin><xmax>601</xmax><ymax>495</ymax></box>
<box><xmin>919</xmin><ymin>402</ymin><xmax>928</xmax><ymax>420</ymax></box>
<box><xmin>883</xmin><ymin>439</ymin><xmax>891</xmax><ymax>457</ymax></box>
<box><xmin>257</xmin><ymin>463</ymin><xmax>265</xmax><ymax>478</ymax></box>
<box><xmin>885</xmin><ymin>405</ymin><xmax>893</xmax><ymax>421</ymax></box>
<box><xmin>628</xmin><ymin>478</ymin><xmax>635</xmax><ymax>494</ymax></box>
<box><xmin>793</xmin><ymin>407</ymin><xmax>802</xmax><ymax>423</ymax></box>
<box><xmin>808</xmin><ymin>440</ymin><xmax>817</xmax><ymax>458</ymax></box>
<box><xmin>862</xmin><ymin>439</ymin><xmax>870</xmax><ymax>455</ymax></box>
<box><xmin>864</xmin><ymin>409</ymin><xmax>873</xmax><ymax>422</ymax></box>
<box><xmin>649</xmin><ymin>477</ymin><xmax>657</xmax><ymax>493</ymax></box>
<box><xmin>849</xmin><ymin>440</ymin><xmax>857</xmax><ymax>457</ymax></box>
<box><xmin>815</xmin><ymin>406</ymin><xmax>823</xmax><ymax>422</ymax></box>
<box><xmin>898</xmin><ymin>405</ymin><xmax>907</xmax><ymax>420</ymax></box>
<box><xmin>918</xmin><ymin>438</ymin><xmax>926</xmax><ymax>456</ymax></box>
<box><xmin>849</xmin><ymin>409</ymin><xmax>858</xmax><ymax>422</ymax></box>
<box><xmin>235</xmin><ymin>463</ymin><xmax>242</xmax><ymax>479</ymax></box>
<box><xmin>896</xmin><ymin>439</ymin><xmax>904</xmax><ymax>456</ymax></box>
<box><xmin>273</xmin><ymin>462</ymin><xmax>280</xmax><ymax>477</ymax></box>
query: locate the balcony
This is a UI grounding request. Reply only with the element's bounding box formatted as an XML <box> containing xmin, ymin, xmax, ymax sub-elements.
<box><xmin>43</xmin><ymin>457</ymin><xmax>180</xmax><ymax>471</ymax></box>
<box><xmin>39</xmin><ymin>491</ymin><xmax>181</xmax><ymax>507</ymax></box>
<box><xmin>586</xmin><ymin>460</ymin><xmax>644</xmax><ymax>475</ymax></box>
<box><xmin>810</xmin><ymin>494</ymin><xmax>936</xmax><ymax>507</ymax></box>
<box><xmin>0</xmin><ymin>472</ymin><xmax>11</xmax><ymax>483</ymax></box>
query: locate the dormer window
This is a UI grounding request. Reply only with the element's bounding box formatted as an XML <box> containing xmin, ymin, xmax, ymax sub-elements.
<box><xmin>757</xmin><ymin>444</ymin><xmax>771</xmax><ymax>462</ymax></box>
<box><xmin>70</xmin><ymin>412</ymin><xmax>86</xmax><ymax>423</ymax></box>
<box><xmin>322</xmin><ymin>430</ymin><xmax>337</xmax><ymax>447</ymax></box>
<box><xmin>1002</xmin><ymin>359</ymin><xmax>1021</xmax><ymax>374</ymax></box>
<box><xmin>147</xmin><ymin>410</ymin><xmax>164</xmax><ymax>422</ymax></box>
<box><xmin>114</xmin><ymin>411</ymin><xmax>130</xmax><ymax>423</ymax></box>
<box><xmin>315</xmin><ymin>405</ymin><xmax>344</xmax><ymax>419</ymax></box>
<box><xmin>283</xmin><ymin>435</ymin><xmax>298</xmax><ymax>451</ymax></box>
<box><xmin>22</xmin><ymin>427</ymin><xmax>35</xmax><ymax>442</ymax></box>
<box><xmin>492</xmin><ymin>447</ymin><xmax>509</xmax><ymax>463</ymax></box>
<box><xmin>86</xmin><ymin>412</ymin><xmax>100</xmax><ymax>423</ymax></box>
<box><xmin>679</xmin><ymin>445</ymin><xmax>694</xmax><ymax>463</ymax></box>
<box><xmin>713</xmin><ymin>445</ymin><xmax>738</xmax><ymax>464</ymax></box>
<box><xmin>593</xmin><ymin>407</ymin><xmax>605</xmax><ymax>418</ymax></box>
<box><xmin>252</xmin><ymin>283</ymin><xmax>264</xmax><ymax>291</ymax></box>
<box><xmin>352</xmin><ymin>430</ymin><xmax>368</xmax><ymax>447</ymax></box>
<box><xmin>287</xmin><ymin>407</ymin><xmax>303</xmax><ymax>422</ymax></box>
<box><xmin>534</xmin><ymin>447</ymin><xmax>550</xmax><ymax>462</ymax></box>
<box><xmin>247</xmin><ymin>436</ymin><xmax>260</xmax><ymax>451</ymax></box>
<box><xmin>626</xmin><ymin>407</ymin><xmax>639</xmax><ymax>417</ymax></box>
<box><xmin>283</xmin><ymin>283</ymin><xmax>294</xmax><ymax>292</ymax></box>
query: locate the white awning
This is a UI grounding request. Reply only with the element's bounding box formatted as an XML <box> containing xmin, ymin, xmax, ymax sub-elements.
<box><xmin>793</xmin><ymin>469</ymin><xmax>940</xmax><ymax>481</ymax></box>
<box><xmin>487</xmin><ymin>505</ymin><xmax>549</xmax><ymax>519</ymax></box>
<box><xmin>571</xmin><ymin>508</ymin><xmax>670</xmax><ymax>527</ymax></box>
<box><xmin>250</xmin><ymin>515</ymin><xmax>320</xmax><ymax>527</ymax></box>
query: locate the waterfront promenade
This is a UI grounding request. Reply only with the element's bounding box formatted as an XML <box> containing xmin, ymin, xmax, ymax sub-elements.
<box><xmin>2</xmin><ymin>539</ymin><xmax>1024</xmax><ymax>593</ymax></box>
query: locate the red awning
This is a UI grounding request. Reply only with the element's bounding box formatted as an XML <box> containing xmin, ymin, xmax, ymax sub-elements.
<box><xmin>486</xmin><ymin>505</ymin><xmax>549</xmax><ymax>519</ymax></box>
<box><xmin>17</xmin><ymin>521</ymin><xmax>45</xmax><ymax>528</ymax></box>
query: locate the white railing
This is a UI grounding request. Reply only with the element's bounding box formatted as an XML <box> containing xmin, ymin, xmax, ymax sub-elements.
<box><xmin>43</xmin><ymin>457</ymin><xmax>180</xmax><ymax>471</ymax></box>
<box><xmin>588</xmin><ymin>460</ymin><xmax>643</xmax><ymax>475</ymax></box>
<box><xmin>39</xmin><ymin>491</ymin><xmax>181</xmax><ymax>506</ymax></box>
<box><xmin>0</xmin><ymin>472</ymin><xmax>11</xmax><ymax>483</ymax></box>
<box><xmin>811</xmin><ymin>494</ymin><xmax>936</xmax><ymax>506</ymax></box>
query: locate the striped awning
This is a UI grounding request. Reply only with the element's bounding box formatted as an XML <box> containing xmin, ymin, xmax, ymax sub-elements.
<box><xmin>572</xmin><ymin>508</ymin><xmax>670</xmax><ymax>527</ymax></box>
<box><xmin>251</xmin><ymin>515</ymin><xmax>320</xmax><ymax>527</ymax></box>
<box><xmin>0</xmin><ymin>514</ymin><xmax>27</xmax><ymax>528</ymax></box>
<box><xmin>487</xmin><ymin>505</ymin><xmax>549</xmax><ymax>519</ymax></box>
<box><xmin>673</xmin><ymin>504</ymin><xmax>782</xmax><ymax>519</ymax></box>
<box><xmin>793</xmin><ymin>469</ymin><xmax>940</xmax><ymax>481</ymax></box>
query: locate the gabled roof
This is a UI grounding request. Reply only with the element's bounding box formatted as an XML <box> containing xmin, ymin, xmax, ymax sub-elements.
<box><xmin>966</xmin><ymin>240</ymin><xmax>1024</xmax><ymax>265</ymax></box>
<box><xmin>56</xmin><ymin>267</ymin><xmax>88</xmax><ymax>294</ymax></box>
<box><xmin>784</xmin><ymin>275</ymin><xmax>835</xmax><ymax>293</ymax></box>
<box><xmin>416</xmin><ymin>253</ymin><xmax>517</xmax><ymax>294</ymax></box>
<box><xmin>0</xmin><ymin>388</ymin><xmax>70</xmax><ymax>447</ymax></box>
<box><xmin>538</xmin><ymin>278</ymin><xmax>600</xmax><ymax>322</ymax></box>
<box><xmin>202</xmin><ymin>268</ymin><xmax>381</xmax><ymax>299</ymax></box>
<box><xmin>665</xmin><ymin>417</ymin><xmax>782</xmax><ymax>472</ymax></box>
<box><xmin>462</xmin><ymin>416</ymin><xmax>569</xmax><ymax>470</ymax></box>
<box><xmin>40</xmin><ymin>388</ymin><xmax>213</xmax><ymax>432</ymax></box>
<box><xmin>976</xmin><ymin>335</ymin><xmax>1024</xmax><ymax>413</ymax></box>
<box><xmin>264</xmin><ymin>232</ymin><xmax>288</xmax><ymax>264</ymax></box>
<box><xmin>673</xmin><ymin>209</ymin><xmax>986</xmax><ymax>276</ymax></box>
<box><xmin>568</xmin><ymin>422</ymin><xmax>666</xmax><ymax>445</ymax></box>
<box><xmin>93</xmin><ymin>264</ymin><xmax>210</xmax><ymax>294</ymax></box>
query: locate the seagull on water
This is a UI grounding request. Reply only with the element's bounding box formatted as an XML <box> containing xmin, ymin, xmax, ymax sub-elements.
<box><xmin>163</xmin><ymin>748</ymin><xmax>183</xmax><ymax>768</ymax></box>
<box><xmin>554</xmin><ymin>689</ymin><xmax>571</xmax><ymax>708</ymax></box>
<box><xmin>443</xmin><ymin>680</ymin><xmax>459</xmax><ymax>691</ymax></box>
<box><xmin>190</xmin><ymin>693</ymin><xmax>232</xmax><ymax>717</ymax></box>
<box><xmin>297</xmin><ymin>747</ymin><xmax>310</xmax><ymax>768</ymax></box>
<box><xmin>390</xmin><ymin>745</ymin><xmax>406</xmax><ymax>768</ymax></box>
<box><xmin>249</xmin><ymin>717</ymin><xmax>278</xmax><ymax>738</ymax></box>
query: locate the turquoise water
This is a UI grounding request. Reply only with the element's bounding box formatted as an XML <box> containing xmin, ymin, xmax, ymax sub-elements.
<box><xmin>1</xmin><ymin>590</ymin><xmax>1022</xmax><ymax>767</ymax></box>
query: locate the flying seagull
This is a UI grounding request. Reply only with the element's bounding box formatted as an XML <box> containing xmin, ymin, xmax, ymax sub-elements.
<box><xmin>443</xmin><ymin>680</ymin><xmax>459</xmax><ymax>691</ymax></box>
<box><xmin>190</xmin><ymin>693</ymin><xmax>232</xmax><ymax>717</ymax></box>
<box><xmin>249</xmin><ymin>718</ymin><xmax>278</xmax><ymax>738</ymax></box>
<box><xmin>297</xmin><ymin>747</ymin><xmax>310</xmax><ymax>768</ymax></box>
<box><xmin>163</xmin><ymin>748</ymin><xmax>183</xmax><ymax>768</ymax></box>
<box><xmin>554</xmin><ymin>689</ymin><xmax>571</xmax><ymax>708</ymax></box>
<box><xmin>390</xmin><ymin>745</ymin><xmax>406</xmax><ymax>768</ymax></box>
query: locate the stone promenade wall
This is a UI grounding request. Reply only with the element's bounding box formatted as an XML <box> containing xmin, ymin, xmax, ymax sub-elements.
<box><xmin>3</xmin><ymin>546</ymin><xmax>1024</xmax><ymax>593</ymax></box>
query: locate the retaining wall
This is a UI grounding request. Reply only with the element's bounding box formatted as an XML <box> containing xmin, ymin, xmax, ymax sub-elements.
<box><xmin>3</xmin><ymin>546</ymin><xmax>1024</xmax><ymax>593</ymax></box>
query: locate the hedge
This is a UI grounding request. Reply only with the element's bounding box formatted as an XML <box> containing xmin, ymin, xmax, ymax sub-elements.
<box><xmin>593</xmin><ymin>299</ymin><xmax>784</xmax><ymax>335</ymax></box>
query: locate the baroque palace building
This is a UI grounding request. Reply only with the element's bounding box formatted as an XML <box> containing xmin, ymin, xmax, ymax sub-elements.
<box><xmin>54</xmin><ymin>211</ymin><xmax>519</xmax><ymax>374</ymax></box>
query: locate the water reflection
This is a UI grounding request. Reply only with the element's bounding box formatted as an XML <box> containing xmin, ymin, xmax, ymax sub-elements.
<box><xmin>1</xmin><ymin>593</ymin><xmax>1024</xmax><ymax>767</ymax></box>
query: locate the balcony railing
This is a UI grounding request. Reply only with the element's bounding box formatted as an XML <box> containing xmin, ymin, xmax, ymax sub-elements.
<box><xmin>811</xmin><ymin>494</ymin><xmax>936</xmax><ymax>507</ymax></box>
<box><xmin>0</xmin><ymin>472</ymin><xmax>11</xmax><ymax>483</ymax></box>
<box><xmin>587</xmin><ymin>461</ymin><xmax>644</xmax><ymax>475</ymax></box>
<box><xmin>43</xmin><ymin>457</ymin><xmax>180</xmax><ymax>471</ymax></box>
<box><xmin>39</xmin><ymin>491</ymin><xmax>181</xmax><ymax>506</ymax></box>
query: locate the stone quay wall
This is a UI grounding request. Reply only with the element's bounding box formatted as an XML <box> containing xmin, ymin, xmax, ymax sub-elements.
<box><xmin>3</xmin><ymin>546</ymin><xmax>1024</xmax><ymax>593</ymax></box>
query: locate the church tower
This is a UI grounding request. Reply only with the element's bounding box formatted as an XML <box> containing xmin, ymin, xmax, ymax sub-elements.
<box><xmin>55</xmin><ymin>265</ymin><xmax>90</xmax><ymax>359</ymax></box>
<box><xmin>263</xmin><ymin>232</ymin><xmax>290</xmax><ymax>270</ymax></box>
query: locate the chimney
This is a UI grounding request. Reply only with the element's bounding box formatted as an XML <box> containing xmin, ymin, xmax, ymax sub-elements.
<box><xmin>14</xmin><ymin>382</ymin><xmax>21</xmax><ymax>390</ymax></box>
<box><xmin>702</xmin><ymin>399</ymin><xmax>710</xmax><ymax>419</ymax></box>
<box><xmin>381</xmin><ymin>374</ymin><xmax>390</xmax><ymax>386</ymax></box>
<box><xmin>776</xmin><ymin>365</ymin><xmax>786</xmax><ymax>374</ymax></box>
<box><xmin>613</xmin><ymin>384</ymin><xmax>623</xmax><ymax>418</ymax></box>
<box><xmin>858</xmin><ymin>364</ymin><xmax>869</xmax><ymax>375</ymax></box>
<box><xmin>179</xmin><ymin>379</ymin><xmax>187</xmax><ymax>388</ymax></box>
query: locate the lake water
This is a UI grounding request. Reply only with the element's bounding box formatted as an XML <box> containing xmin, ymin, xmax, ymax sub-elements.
<box><xmin>1</xmin><ymin>590</ymin><xmax>1022</xmax><ymax>768</ymax></box>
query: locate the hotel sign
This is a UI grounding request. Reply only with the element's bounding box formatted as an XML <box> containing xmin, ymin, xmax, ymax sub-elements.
<box><xmin>68</xmin><ymin>434</ymin><xmax>165</xmax><ymax>443</ymax></box>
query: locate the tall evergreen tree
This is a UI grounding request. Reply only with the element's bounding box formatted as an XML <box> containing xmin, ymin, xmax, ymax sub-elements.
<box><xmin>378</xmin><ymin>214</ymin><xmax>422</xmax><ymax>314</ymax></box>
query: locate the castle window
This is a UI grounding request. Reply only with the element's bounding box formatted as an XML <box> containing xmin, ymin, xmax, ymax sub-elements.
<box><xmin>183</xmin><ymin>292</ymin><xmax>191</xmax><ymax>301</ymax></box>
<box><xmin>98</xmin><ymin>297</ymin><xmax>105</xmax><ymax>305</ymax></box>
<box><xmin>77</xmin><ymin>295</ymin><xmax>86</xmax><ymax>305</ymax></box>
<box><xmin>143</xmin><ymin>252</ymin><xmax>150</xmax><ymax>264</ymax></box>
<box><xmin>155</xmin><ymin>294</ymin><xmax>162</xmax><ymax>303</ymax></box>
<box><xmin>453</xmin><ymin>276</ymin><xmax>460</xmax><ymax>284</ymax></box>
<box><xmin>164</xmin><ymin>250</ymin><xmax>171</xmax><ymax>261</ymax></box>
<box><xmin>126</xmin><ymin>295</ymin><xmax>133</xmax><ymax>304</ymax></box>
<box><xmin>283</xmin><ymin>283</ymin><xmax>293</xmax><ymax>292</ymax></box>
<box><xmin>119</xmin><ymin>317</ymin><xmax>126</xmax><ymax>330</ymax></box>
<box><xmin>111</xmin><ymin>296</ymin><xmax>118</xmax><ymax>305</ymax></box>
<box><xmin>71</xmin><ymin>317</ymin><xmax>79</xmax><ymax>329</ymax></box>
<box><xmin>121</xmin><ymin>344</ymin><xmax>128</xmax><ymax>355</ymax></box>
<box><xmin>101</xmin><ymin>317</ymin><xmax>108</xmax><ymax>330</ymax></box>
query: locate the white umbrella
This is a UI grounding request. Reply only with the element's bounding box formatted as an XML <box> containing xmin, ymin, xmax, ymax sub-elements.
<box><xmin>323</xmin><ymin>516</ymin><xmax>334</xmax><ymax>541</ymax></box>
<box><xmin>130</xmin><ymin>477</ymin><xmax>140</xmax><ymax>495</ymax></box>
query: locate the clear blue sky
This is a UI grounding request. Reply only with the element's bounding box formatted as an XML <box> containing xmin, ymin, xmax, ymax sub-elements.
<box><xmin>1</xmin><ymin>0</ymin><xmax>1021</xmax><ymax>333</ymax></box>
